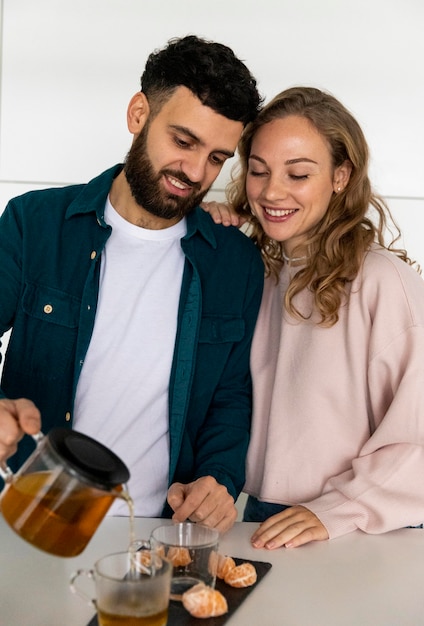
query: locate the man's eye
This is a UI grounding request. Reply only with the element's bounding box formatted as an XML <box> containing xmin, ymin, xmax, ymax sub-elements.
<box><xmin>174</xmin><ymin>137</ymin><xmax>190</xmax><ymax>148</ymax></box>
<box><xmin>210</xmin><ymin>155</ymin><xmax>225</xmax><ymax>166</ymax></box>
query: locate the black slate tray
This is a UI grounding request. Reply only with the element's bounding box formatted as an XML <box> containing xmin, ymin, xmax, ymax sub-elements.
<box><xmin>87</xmin><ymin>557</ymin><xmax>272</xmax><ymax>625</ymax></box>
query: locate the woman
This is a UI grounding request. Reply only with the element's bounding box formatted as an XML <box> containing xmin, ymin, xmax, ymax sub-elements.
<box><xmin>203</xmin><ymin>86</ymin><xmax>424</xmax><ymax>548</ymax></box>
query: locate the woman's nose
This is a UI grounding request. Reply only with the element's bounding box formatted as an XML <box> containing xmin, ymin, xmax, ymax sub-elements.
<box><xmin>262</xmin><ymin>175</ymin><xmax>289</xmax><ymax>201</ymax></box>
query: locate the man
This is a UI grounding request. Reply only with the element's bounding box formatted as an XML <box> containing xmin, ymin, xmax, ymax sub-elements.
<box><xmin>0</xmin><ymin>35</ymin><xmax>264</xmax><ymax>531</ymax></box>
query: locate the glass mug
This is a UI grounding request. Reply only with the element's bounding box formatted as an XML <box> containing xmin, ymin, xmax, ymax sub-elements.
<box><xmin>0</xmin><ymin>427</ymin><xmax>130</xmax><ymax>557</ymax></box>
<box><xmin>70</xmin><ymin>550</ymin><xmax>172</xmax><ymax>626</ymax></box>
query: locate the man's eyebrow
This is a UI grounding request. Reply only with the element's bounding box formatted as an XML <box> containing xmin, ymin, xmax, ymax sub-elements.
<box><xmin>170</xmin><ymin>125</ymin><xmax>235</xmax><ymax>158</ymax></box>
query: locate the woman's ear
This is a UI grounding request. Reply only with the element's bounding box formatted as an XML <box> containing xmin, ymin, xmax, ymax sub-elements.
<box><xmin>333</xmin><ymin>160</ymin><xmax>353</xmax><ymax>192</ymax></box>
<box><xmin>127</xmin><ymin>92</ymin><xmax>150</xmax><ymax>135</ymax></box>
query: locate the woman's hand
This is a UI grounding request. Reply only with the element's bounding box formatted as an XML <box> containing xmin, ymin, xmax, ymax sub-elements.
<box><xmin>250</xmin><ymin>505</ymin><xmax>329</xmax><ymax>549</ymax></box>
<box><xmin>201</xmin><ymin>201</ymin><xmax>245</xmax><ymax>228</ymax></box>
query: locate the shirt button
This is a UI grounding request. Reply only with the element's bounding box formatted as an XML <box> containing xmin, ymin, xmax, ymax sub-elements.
<box><xmin>65</xmin><ymin>412</ymin><xmax>71</xmax><ymax>422</ymax></box>
<box><xmin>90</xmin><ymin>251</ymin><xmax>97</xmax><ymax>260</ymax></box>
<box><xmin>43</xmin><ymin>304</ymin><xmax>53</xmax><ymax>314</ymax></box>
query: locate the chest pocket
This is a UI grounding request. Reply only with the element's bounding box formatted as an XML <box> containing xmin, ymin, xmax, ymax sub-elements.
<box><xmin>6</xmin><ymin>282</ymin><xmax>81</xmax><ymax>381</ymax></box>
<box><xmin>22</xmin><ymin>282</ymin><xmax>80</xmax><ymax>328</ymax></box>
<box><xmin>198</xmin><ymin>315</ymin><xmax>245</xmax><ymax>343</ymax></box>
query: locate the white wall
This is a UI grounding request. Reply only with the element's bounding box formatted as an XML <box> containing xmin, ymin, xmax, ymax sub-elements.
<box><xmin>0</xmin><ymin>0</ymin><xmax>423</xmax><ymax>259</ymax></box>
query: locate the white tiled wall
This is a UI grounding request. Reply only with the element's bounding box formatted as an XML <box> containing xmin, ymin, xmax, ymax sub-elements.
<box><xmin>1</xmin><ymin>0</ymin><xmax>424</xmax><ymax>197</ymax></box>
<box><xmin>1</xmin><ymin>1</ymin><xmax>423</xmax><ymax>361</ymax></box>
<box><xmin>386</xmin><ymin>197</ymin><xmax>424</xmax><ymax>270</ymax></box>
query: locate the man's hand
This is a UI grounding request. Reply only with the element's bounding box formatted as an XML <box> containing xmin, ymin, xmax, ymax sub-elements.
<box><xmin>250</xmin><ymin>505</ymin><xmax>329</xmax><ymax>549</ymax></box>
<box><xmin>0</xmin><ymin>398</ymin><xmax>41</xmax><ymax>464</ymax></box>
<box><xmin>167</xmin><ymin>476</ymin><xmax>237</xmax><ymax>533</ymax></box>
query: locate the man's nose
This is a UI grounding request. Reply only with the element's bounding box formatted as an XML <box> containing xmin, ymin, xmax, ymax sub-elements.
<box><xmin>181</xmin><ymin>153</ymin><xmax>209</xmax><ymax>185</ymax></box>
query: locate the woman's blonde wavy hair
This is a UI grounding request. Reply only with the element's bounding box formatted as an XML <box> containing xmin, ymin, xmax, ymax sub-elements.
<box><xmin>227</xmin><ymin>86</ymin><xmax>416</xmax><ymax>327</ymax></box>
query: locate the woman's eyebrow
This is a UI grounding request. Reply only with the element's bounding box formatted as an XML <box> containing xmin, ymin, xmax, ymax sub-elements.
<box><xmin>249</xmin><ymin>155</ymin><xmax>318</xmax><ymax>165</ymax></box>
<box><xmin>285</xmin><ymin>157</ymin><xmax>318</xmax><ymax>165</ymax></box>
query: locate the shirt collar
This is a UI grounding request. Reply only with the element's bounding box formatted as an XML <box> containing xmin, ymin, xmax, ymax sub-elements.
<box><xmin>65</xmin><ymin>164</ymin><xmax>123</xmax><ymax>223</ymax></box>
<box><xmin>66</xmin><ymin>164</ymin><xmax>218</xmax><ymax>248</ymax></box>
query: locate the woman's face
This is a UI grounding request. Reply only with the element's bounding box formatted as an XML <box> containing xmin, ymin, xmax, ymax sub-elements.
<box><xmin>246</xmin><ymin>114</ymin><xmax>346</xmax><ymax>255</ymax></box>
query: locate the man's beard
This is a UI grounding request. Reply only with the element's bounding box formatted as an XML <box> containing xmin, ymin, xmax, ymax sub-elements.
<box><xmin>124</xmin><ymin>125</ymin><xmax>209</xmax><ymax>221</ymax></box>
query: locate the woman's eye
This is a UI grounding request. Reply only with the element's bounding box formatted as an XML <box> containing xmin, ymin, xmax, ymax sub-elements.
<box><xmin>290</xmin><ymin>174</ymin><xmax>309</xmax><ymax>180</ymax></box>
<box><xmin>248</xmin><ymin>170</ymin><xmax>268</xmax><ymax>177</ymax></box>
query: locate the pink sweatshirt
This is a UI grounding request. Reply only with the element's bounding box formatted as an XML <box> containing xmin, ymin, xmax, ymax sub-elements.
<box><xmin>245</xmin><ymin>245</ymin><xmax>424</xmax><ymax>539</ymax></box>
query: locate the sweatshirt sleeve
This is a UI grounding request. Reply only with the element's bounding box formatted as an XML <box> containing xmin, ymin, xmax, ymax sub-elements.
<box><xmin>304</xmin><ymin>311</ymin><xmax>424</xmax><ymax>539</ymax></box>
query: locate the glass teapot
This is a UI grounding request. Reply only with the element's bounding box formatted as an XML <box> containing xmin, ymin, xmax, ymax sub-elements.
<box><xmin>0</xmin><ymin>428</ymin><xmax>130</xmax><ymax>557</ymax></box>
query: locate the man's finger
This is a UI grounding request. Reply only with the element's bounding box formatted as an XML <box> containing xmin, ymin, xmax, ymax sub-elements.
<box><xmin>167</xmin><ymin>483</ymin><xmax>187</xmax><ymax>513</ymax></box>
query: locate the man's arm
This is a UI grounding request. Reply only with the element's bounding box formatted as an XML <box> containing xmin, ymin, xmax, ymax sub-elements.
<box><xmin>167</xmin><ymin>232</ymin><xmax>264</xmax><ymax>531</ymax></box>
<box><xmin>0</xmin><ymin>204</ymin><xmax>41</xmax><ymax>466</ymax></box>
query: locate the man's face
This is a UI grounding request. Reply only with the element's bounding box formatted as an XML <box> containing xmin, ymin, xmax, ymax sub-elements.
<box><xmin>124</xmin><ymin>86</ymin><xmax>243</xmax><ymax>223</ymax></box>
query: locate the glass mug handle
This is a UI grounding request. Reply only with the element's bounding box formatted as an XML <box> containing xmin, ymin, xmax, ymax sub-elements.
<box><xmin>69</xmin><ymin>568</ymin><xmax>97</xmax><ymax>608</ymax></box>
<box><xmin>0</xmin><ymin>431</ymin><xmax>44</xmax><ymax>483</ymax></box>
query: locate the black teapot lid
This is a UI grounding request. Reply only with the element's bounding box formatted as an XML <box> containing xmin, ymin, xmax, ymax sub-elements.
<box><xmin>48</xmin><ymin>428</ymin><xmax>130</xmax><ymax>489</ymax></box>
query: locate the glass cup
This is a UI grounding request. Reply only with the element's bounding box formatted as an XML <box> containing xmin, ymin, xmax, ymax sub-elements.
<box><xmin>70</xmin><ymin>550</ymin><xmax>172</xmax><ymax>626</ymax></box>
<box><xmin>150</xmin><ymin>522</ymin><xmax>219</xmax><ymax>601</ymax></box>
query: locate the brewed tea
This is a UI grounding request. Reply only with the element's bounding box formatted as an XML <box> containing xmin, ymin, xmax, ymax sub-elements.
<box><xmin>97</xmin><ymin>606</ymin><xmax>168</xmax><ymax>626</ymax></box>
<box><xmin>1</xmin><ymin>471</ymin><xmax>115</xmax><ymax>556</ymax></box>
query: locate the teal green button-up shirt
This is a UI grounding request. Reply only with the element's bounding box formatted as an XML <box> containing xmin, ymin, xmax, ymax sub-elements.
<box><xmin>0</xmin><ymin>165</ymin><xmax>264</xmax><ymax>507</ymax></box>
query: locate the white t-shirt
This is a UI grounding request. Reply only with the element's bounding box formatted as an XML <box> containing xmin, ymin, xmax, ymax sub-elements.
<box><xmin>73</xmin><ymin>198</ymin><xmax>186</xmax><ymax>515</ymax></box>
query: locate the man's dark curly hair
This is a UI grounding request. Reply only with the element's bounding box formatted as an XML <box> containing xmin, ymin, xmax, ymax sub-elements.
<box><xmin>140</xmin><ymin>35</ymin><xmax>262</xmax><ymax>126</ymax></box>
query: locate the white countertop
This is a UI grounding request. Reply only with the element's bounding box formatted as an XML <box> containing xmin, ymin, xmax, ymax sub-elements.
<box><xmin>1</xmin><ymin>514</ymin><xmax>424</xmax><ymax>625</ymax></box>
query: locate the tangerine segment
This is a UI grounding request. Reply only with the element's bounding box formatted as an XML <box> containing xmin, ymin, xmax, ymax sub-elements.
<box><xmin>137</xmin><ymin>550</ymin><xmax>153</xmax><ymax>568</ymax></box>
<box><xmin>135</xmin><ymin>550</ymin><xmax>165</xmax><ymax>570</ymax></box>
<box><xmin>216</xmin><ymin>554</ymin><xmax>236</xmax><ymax>579</ymax></box>
<box><xmin>182</xmin><ymin>583</ymin><xmax>228</xmax><ymax>619</ymax></box>
<box><xmin>224</xmin><ymin>562</ymin><xmax>257</xmax><ymax>588</ymax></box>
<box><xmin>167</xmin><ymin>546</ymin><xmax>192</xmax><ymax>567</ymax></box>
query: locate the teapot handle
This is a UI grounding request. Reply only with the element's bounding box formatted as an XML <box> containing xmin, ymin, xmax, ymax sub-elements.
<box><xmin>0</xmin><ymin>431</ymin><xmax>44</xmax><ymax>483</ymax></box>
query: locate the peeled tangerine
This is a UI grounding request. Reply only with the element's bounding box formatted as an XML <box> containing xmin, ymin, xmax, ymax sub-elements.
<box><xmin>224</xmin><ymin>562</ymin><xmax>257</xmax><ymax>588</ymax></box>
<box><xmin>182</xmin><ymin>583</ymin><xmax>228</xmax><ymax>619</ymax></box>
<box><xmin>166</xmin><ymin>546</ymin><xmax>192</xmax><ymax>567</ymax></box>
<box><xmin>216</xmin><ymin>554</ymin><xmax>236</xmax><ymax>579</ymax></box>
